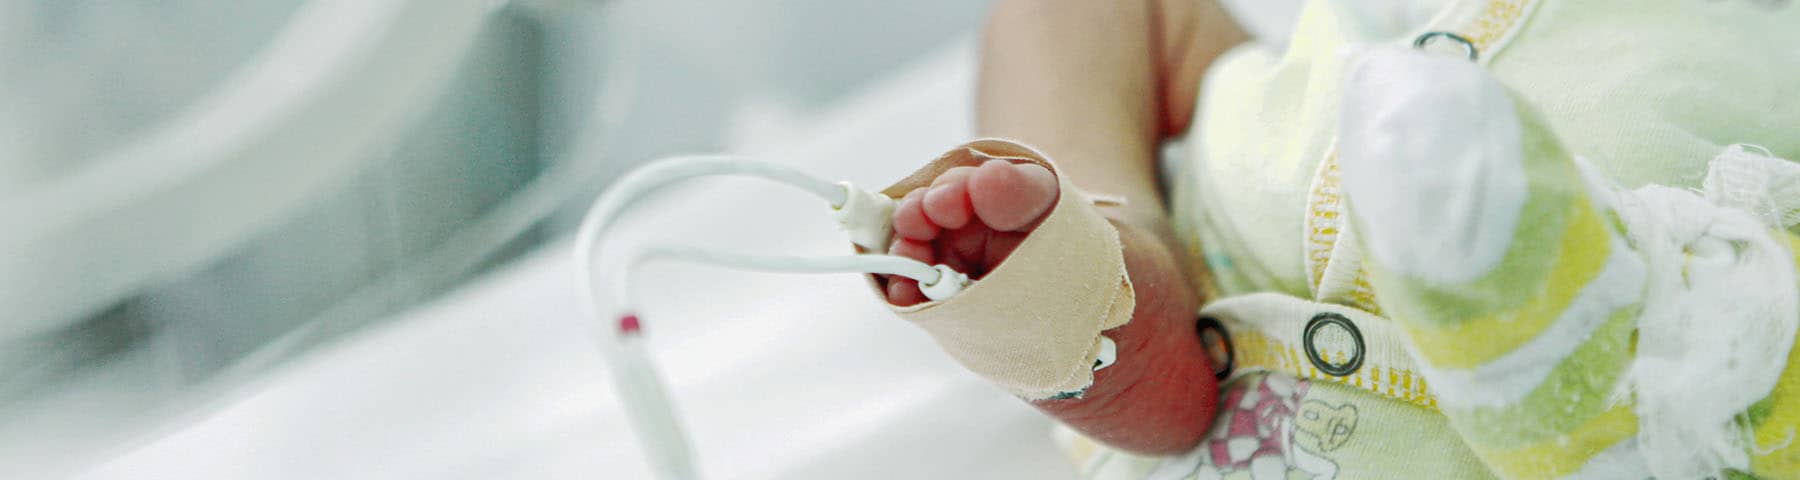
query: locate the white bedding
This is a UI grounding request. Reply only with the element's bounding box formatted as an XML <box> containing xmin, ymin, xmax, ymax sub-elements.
<box><xmin>80</xmin><ymin>42</ymin><xmax>1076</xmax><ymax>480</ymax></box>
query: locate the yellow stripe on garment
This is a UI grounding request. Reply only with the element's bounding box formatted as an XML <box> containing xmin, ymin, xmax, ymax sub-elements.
<box><xmin>1230</xmin><ymin>329</ymin><xmax>1439</xmax><ymax>411</ymax></box>
<box><xmin>1750</xmin><ymin>231</ymin><xmax>1800</xmax><ymax>476</ymax></box>
<box><xmin>1402</xmin><ymin>198</ymin><xmax>1611</xmax><ymax>369</ymax></box>
<box><xmin>1446</xmin><ymin>306</ymin><xmax>1637</xmax><ymax>448</ymax></box>
<box><xmin>1478</xmin><ymin>404</ymin><xmax>1639</xmax><ymax>479</ymax></box>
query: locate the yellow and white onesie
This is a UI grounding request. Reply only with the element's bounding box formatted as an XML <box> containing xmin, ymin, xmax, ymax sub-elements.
<box><xmin>1003</xmin><ymin>0</ymin><xmax>1800</xmax><ymax>478</ymax></box>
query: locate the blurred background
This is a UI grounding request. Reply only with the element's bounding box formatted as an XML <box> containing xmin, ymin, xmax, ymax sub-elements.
<box><xmin>0</xmin><ymin>1</ymin><xmax>1297</xmax><ymax>478</ymax></box>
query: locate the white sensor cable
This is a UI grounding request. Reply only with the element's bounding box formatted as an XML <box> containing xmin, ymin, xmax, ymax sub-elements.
<box><xmin>623</xmin><ymin>246</ymin><xmax>971</xmax><ymax>316</ymax></box>
<box><xmin>572</xmin><ymin>155</ymin><xmax>971</xmax><ymax>480</ymax></box>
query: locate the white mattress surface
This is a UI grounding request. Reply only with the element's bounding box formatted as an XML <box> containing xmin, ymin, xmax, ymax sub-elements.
<box><xmin>81</xmin><ymin>42</ymin><xmax>1078</xmax><ymax>480</ymax></box>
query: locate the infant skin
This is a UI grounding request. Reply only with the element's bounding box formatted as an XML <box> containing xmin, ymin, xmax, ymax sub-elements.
<box><xmin>877</xmin><ymin>159</ymin><xmax>1221</xmax><ymax>454</ymax></box>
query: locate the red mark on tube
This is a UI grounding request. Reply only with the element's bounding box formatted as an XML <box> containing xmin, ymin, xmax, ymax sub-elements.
<box><xmin>619</xmin><ymin>314</ymin><xmax>642</xmax><ymax>335</ymax></box>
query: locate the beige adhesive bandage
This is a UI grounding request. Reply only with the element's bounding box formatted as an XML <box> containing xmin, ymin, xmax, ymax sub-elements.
<box><xmin>865</xmin><ymin>139</ymin><xmax>1135</xmax><ymax>400</ymax></box>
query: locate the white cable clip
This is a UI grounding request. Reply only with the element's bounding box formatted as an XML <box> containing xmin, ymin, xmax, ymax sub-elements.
<box><xmin>1093</xmin><ymin>336</ymin><xmax>1118</xmax><ymax>371</ymax></box>
<box><xmin>831</xmin><ymin>182</ymin><xmax>896</xmax><ymax>252</ymax></box>
<box><xmin>919</xmin><ymin>264</ymin><xmax>970</xmax><ymax>301</ymax></box>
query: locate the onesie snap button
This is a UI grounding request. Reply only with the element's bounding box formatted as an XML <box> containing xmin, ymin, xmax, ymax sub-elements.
<box><xmin>1196</xmin><ymin>316</ymin><xmax>1233</xmax><ymax>381</ymax></box>
<box><xmin>1413</xmin><ymin>31</ymin><xmax>1479</xmax><ymax>62</ymax></box>
<box><xmin>1304</xmin><ymin>312</ymin><xmax>1365</xmax><ymax>377</ymax></box>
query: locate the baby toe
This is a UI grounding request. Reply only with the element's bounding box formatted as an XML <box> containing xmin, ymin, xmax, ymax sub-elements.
<box><xmin>969</xmin><ymin>161</ymin><xmax>1058</xmax><ymax>232</ymax></box>
<box><xmin>942</xmin><ymin>223</ymin><xmax>992</xmax><ymax>275</ymax></box>
<box><xmin>923</xmin><ymin>167</ymin><xmax>976</xmax><ymax>229</ymax></box>
<box><xmin>887</xmin><ymin>277</ymin><xmax>927</xmax><ymax>306</ymax></box>
<box><xmin>892</xmin><ymin>188</ymin><xmax>939</xmax><ymax>241</ymax></box>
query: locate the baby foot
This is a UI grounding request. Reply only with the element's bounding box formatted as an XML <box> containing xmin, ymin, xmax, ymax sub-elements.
<box><xmin>883</xmin><ymin>159</ymin><xmax>1060</xmax><ymax>306</ymax></box>
<box><xmin>882</xmin><ymin>157</ymin><xmax>1219</xmax><ymax>454</ymax></box>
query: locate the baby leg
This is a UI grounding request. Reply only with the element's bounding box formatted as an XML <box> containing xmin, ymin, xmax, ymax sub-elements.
<box><xmin>1336</xmin><ymin>48</ymin><xmax>1647</xmax><ymax>479</ymax></box>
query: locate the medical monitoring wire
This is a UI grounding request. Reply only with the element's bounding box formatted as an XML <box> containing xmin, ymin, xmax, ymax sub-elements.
<box><xmin>573</xmin><ymin>155</ymin><xmax>971</xmax><ymax>479</ymax></box>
